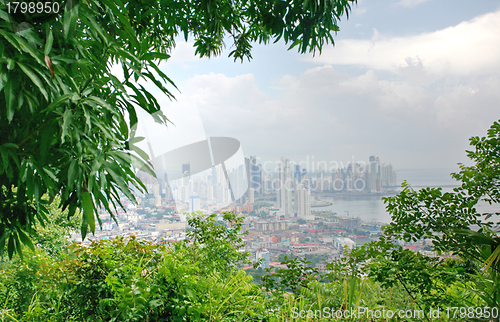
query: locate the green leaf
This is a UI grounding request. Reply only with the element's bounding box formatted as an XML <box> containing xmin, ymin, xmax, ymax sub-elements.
<box><xmin>61</xmin><ymin>109</ymin><xmax>73</xmax><ymax>144</ymax></box>
<box><xmin>7</xmin><ymin>59</ymin><xmax>15</xmax><ymax>70</ymax></box>
<box><xmin>39</xmin><ymin>119</ymin><xmax>56</xmax><ymax>165</ymax></box>
<box><xmin>0</xmin><ymin>29</ymin><xmax>21</xmax><ymax>52</ymax></box>
<box><xmin>16</xmin><ymin>35</ymin><xmax>44</xmax><ymax>65</ymax></box>
<box><xmin>141</xmin><ymin>52</ymin><xmax>171</xmax><ymax>61</ymax></box>
<box><xmin>45</xmin><ymin>93</ymin><xmax>72</xmax><ymax>112</ymax></box>
<box><xmin>67</xmin><ymin>159</ymin><xmax>77</xmax><ymax>190</ymax></box>
<box><xmin>63</xmin><ymin>3</ymin><xmax>79</xmax><ymax>40</ymax></box>
<box><xmin>80</xmin><ymin>214</ymin><xmax>88</xmax><ymax>241</ymax></box>
<box><xmin>0</xmin><ymin>9</ymin><xmax>9</xmax><ymax>22</ymax></box>
<box><xmin>87</xmin><ymin>96</ymin><xmax>113</xmax><ymax>113</ymax></box>
<box><xmin>17</xmin><ymin>228</ymin><xmax>35</xmax><ymax>251</ymax></box>
<box><xmin>82</xmin><ymin>191</ymin><xmax>95</xmax><ymax>234</ymax></box>
<box><xmin>17</xmin><ymin>62</ymin><xmax>49</xmax><ymax>101</ymax></box>
<box><xmin>7</xmin><ymin>233</ymin><xmax>16</xmax><ymax>259</ymax></box>
<box><xmin>4</xmin><ymin>78</ymin><xmax>15</xmax><ymax>122</ymax></box>
<box><xmin>44</xmin><ymin>30</ymin><xmax>54</xmax><ymax>56</ymax></box>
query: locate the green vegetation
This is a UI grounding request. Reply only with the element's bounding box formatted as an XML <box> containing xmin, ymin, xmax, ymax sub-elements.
<box><xmin>0</xmin><ymin>212</ymin><xmax>267</xmax><ymax>321</ymax></box>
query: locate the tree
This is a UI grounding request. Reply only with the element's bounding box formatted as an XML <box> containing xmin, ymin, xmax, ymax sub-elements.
<box><xmin>366</xmin><ymin>119</ymin><xmax>500</xmax><ymax>314</ymax></box>
<box><xmin>184</xmin><ymin>211</ymin><xmax>249</xmax><ymax>275</ymax></box>
<box><xmin>0</xmin><ymin>0</ymin><xmax>356</xmax><ymax>258</ymax></box>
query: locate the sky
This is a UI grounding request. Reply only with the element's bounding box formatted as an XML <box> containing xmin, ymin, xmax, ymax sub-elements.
<box><xmin>137</xmin><ymin>0</ymin><xmax>500</xmax><ymax>184</ymax></box>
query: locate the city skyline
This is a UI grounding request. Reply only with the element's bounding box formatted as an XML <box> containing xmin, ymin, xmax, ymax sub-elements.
<box><xmin>138</xmin><ymin>153</ymin><xmax>398</xmax><ymax>218</ymax></box>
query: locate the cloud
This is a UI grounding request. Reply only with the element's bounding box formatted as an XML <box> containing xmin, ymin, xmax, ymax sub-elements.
<box><xmin>168</xmin><ymin>66</ymin><xmax>500</xmax><ymax>170</ymax></box>
<box><xmin>143</xmin><ymin>10</ymin><xmax>500</xmax><ymax>172</ymax></box>
<box><xmin>310</xmin><ymin>10</ymin><xmax>500</xmax><ymax>77</ymax></box>
<box><xmin>395</xmin><ymin>0</ymin><xmax>432</xmax><ymax>8</ymax></box>
<box><xmin>167</xmin><ymin>41</ymin><xmax>197</xmax><ymax>65</ymax></box>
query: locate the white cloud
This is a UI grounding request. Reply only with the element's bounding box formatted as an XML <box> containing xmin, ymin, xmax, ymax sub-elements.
<box><xmin>395</xmin><ymin>0</ymin><xmax>432</xmax><ymax>8</ymax></box>
<box><xmin>168</xmin><ymin>66</ymin><xmax>500</xmax><ymax>170</ymax></box>
<box><xmin>143</xmin><ymin>9</ymin><xmax>500</xmax><ymax>173</ymax></box>
<box><xmin>310</xmin><ymin>10</ymin><xmax>500</xmax><ymax>77</ymax></box>
<box><xmin>167</xmin><ymin>41</ymin><xmax>197</xmax><ymax>65</ymax></box>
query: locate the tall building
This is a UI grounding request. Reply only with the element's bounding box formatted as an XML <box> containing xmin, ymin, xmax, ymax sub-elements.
<box><xmin>277</xmin><ymin>157</ymin><xmax>293</xmax><ymax>216</ymax></box>
<box><xmin>294</xmin><ymin>164</ymin><xmax>301</xmax><ymax>183</ymax></box>
<box><xmin>241</xmin><ymin>156</ymin><xmax>262</xmax><ymax>200</ymax></box>
<box><xmin>252</xmin><ymin>162</ymin><xmax>262</xmax><ymax>195</ymax></box>
<box><xmin>367</xmin><ymin>156</ymin><xmax>381</xmax><ymax>192</ymax></box>
<box><xmin>261</xmin><ymin>170</ymin><xmax>272</xmax><ymax>194</ymax></box>
<box><xmin>381</xmin><ymin>163</ymin><xmax>397</xmax><ymax>187</ymax></box>
<box><xmin>295</xmin><ymin>185</ymin><xmax>313</xmax><ymax>220</ymax></box>
<box><xmin>248</xmin><ymin>187</ymin><xmax>254</xmax><ymax>204</ymax></box>
<box><xmin>231</xmin><ymin>164</ymin><xmax>248</xmax><ymax>204</ymax></box>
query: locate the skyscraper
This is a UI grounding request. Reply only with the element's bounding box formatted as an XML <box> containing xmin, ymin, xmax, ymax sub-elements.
<box><xmin>294</xmin><ymin>164</ymin><xmax>301</xmax><ymax>183</ymax></box>
<box><xmin>381</xmin><ymin>163</ymin><xmax>397</xmax><ymax>187</ymax></box>
<box><xmin>295</xmin><ymin>185</ymin><xmax>313</xmax><ymax>220</ymax></box>
<box><xmin>277</xmin><ymin>157</ymin><xmax>293</xmax><ymax>216</ymax></box>
<box><xmin>367</xmin><ymin>156</ymin><xmax>381</xmax><ymax>192</ymax></box>
<box><xmin>251</xmin><ymin>158</ymin><xmax>262</xmax><ymax>195</ymax></box>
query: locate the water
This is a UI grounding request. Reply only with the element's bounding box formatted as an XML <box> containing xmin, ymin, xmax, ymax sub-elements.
<box><xmin>312</xmin><ymin>187</ymin><xmax>500</xmax><ymax>225</ymax></box>
<box><xmin>313</xmin><ymin>194</ymin><xmax>393</xmax><ymax>224</ymax></box>
<box><xmin>311</xmin><ymin>169</ymin><xmax>463</xmax><ymax>224</ymax></box>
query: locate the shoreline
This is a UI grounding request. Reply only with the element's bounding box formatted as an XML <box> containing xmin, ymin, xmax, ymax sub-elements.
<box><xmin>313</xmin><ymin>191</ymin><xmax>400</xmax><ymax>198</ymax></box>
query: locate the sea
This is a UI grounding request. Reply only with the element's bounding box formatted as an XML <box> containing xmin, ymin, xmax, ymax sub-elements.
<box><xmin>311</xmin><ymin>169</ymin><xmax>500</xmax><ymax>225</ymax></box>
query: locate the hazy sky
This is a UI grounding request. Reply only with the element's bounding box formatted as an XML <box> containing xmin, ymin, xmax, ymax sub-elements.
<box><xmin>142</xmin><ymin>0</ymin><xmax>500</xmax><ymax>180</ymax></box>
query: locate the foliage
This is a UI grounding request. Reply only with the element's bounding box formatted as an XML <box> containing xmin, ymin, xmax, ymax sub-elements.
<box><xmin>262</xmin><ymin>256</ymin><xmax>318</xmax><ymax>294</ymax></box>
<box><xmin>377</xmin><ymin>120</ymin><xmax>500</xmax><ymax>311</ymax></box>
<box><xmin>33</xmin><ymin>197</ymin><xmax>80</xmax><ymax>257</ymax></box>
<box><xmin>183</xmin><ymin>211</ymin><xmax>250</xmax><ymax>275</ymax></box>
<box><xmin>368</xmin><ymin>245</ymin><xmax>464</xmax><ymax>317</ymax></box>
<box><xmin>0</xmin><ymin>212</ymin><xmax>268</xmax><ymax>321</ymax></box>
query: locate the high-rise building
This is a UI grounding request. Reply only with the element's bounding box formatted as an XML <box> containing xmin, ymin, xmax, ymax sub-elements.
<box><xmin>295</xmin><ymin>185</ymin><xmax>313</xmax><ymax>220</ymax></box>
<box><xmin>216</xmin><ymin>164</ymin><xmax>231</xmax><ymax>206</ymax></box>
<box><xmin>231</xmin><ymin>164</ymin><xmax>248</xmax><ymax>204</ymax></box>
<box><xmin>381</xmin><ymin>163</ymin><xmax>397</xmax><ymax>187</ymax></box>
<box><xmin>294</xmin><ymin>164</ymin><xmax>301</xmax><ymax>183</ymax></box>
<box><xmin>248</xmin><ymin>187</ymin><xmax>254</xmax><ymax>204</ymax></box>
<box><xmin>252</xmin><ymin>162</ymin><xmax>262</xmax><ymax>195</ymax></box>
<box><xmin>277</xmin><ymin>157</ymin><xmax>293</xmax><ymax>216</ymax></box>
<box><xmin>243</xmin><ymin>156</ymin><xmax>262</xmax><ymax>199</ymax></box>
<box><xmin>367</xmin><ymin>156</ymin><xmax>381</xmax><ymax>192</ymax></box>
<box><xmin>153</xmin><ymin>183</ymin><xmax>161</xmax><ymax>207</ymax></box>
<box><xmin>261</xmin><ymin>170</ymin><xmax>272</xmax><ymax>194</ymax></box>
